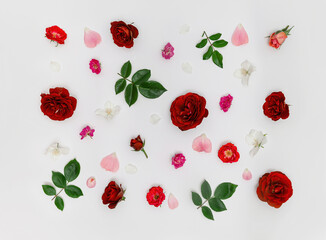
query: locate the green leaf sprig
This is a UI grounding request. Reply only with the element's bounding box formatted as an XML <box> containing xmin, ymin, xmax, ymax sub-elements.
<box><xmin>192</xmin><ymin>180</ymin><xmax>237</xmax><ymax>220</ymax></box>
<box><xmin>196</xmin><ymin>31</ymin><xmax>228</xmax><ymax>68</ymax></box>
<box><xmin>42</xmin><ymin>159</ymin><xmax>83</xmax><ymax>211</ymax></box>
<box><xmin>115</xmin><ymin>61</ymin><xmax>167</xmax><ymax>107</ymax></box>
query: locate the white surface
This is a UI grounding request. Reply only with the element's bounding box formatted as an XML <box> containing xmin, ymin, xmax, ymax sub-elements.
<box><xmin>1</xmin><ymin>0</ymin><xmax>326</xmax><ymax>239</ymax></box>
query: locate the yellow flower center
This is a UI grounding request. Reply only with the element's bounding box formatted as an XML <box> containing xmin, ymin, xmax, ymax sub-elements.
<box><xmin>224</xmin><ymin>150</ymin><xmax>233</xmax><ymax>158</ymax></box>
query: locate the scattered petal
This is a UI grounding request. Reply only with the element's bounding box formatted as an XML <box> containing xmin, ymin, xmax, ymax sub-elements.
<box><xmin>50</xmin><ymin>61</ymin><xmax>61</xmax><ymax>72</ymax></box>
<box><xmin>89</xmin><ymin>59</ymin><xmax>101</xmax><ymax>74</ymax></box>
<box><xmin>234</xmin><ymin>60</ymin><xmax>256</xmax><ymax>86</ymax></box>
<box><xmin>231</xmin><ymin>24</ymin><xmax>249</xmax><ymax>46</ymax></box>
<box><xmin>168</xmin><ymin>193</ymin><xmax>179</xmax><ymax>209</ymax></box>
<box><xmin>86</xmin><ymin>177</ymin><xmax>96</xmax><ymax>188</ymax></box>
<box><xmin>192</xmin><ymin>134</ymin><xmax>212</xmax><ymax>153</ymax></box>
<box><xmin>45</xmin><ymin>142</ymin><xmax>69</xmax><ymax>159</ymax></box>
<box><xmin>162</xmin><ymin>42</ymin><xmax>174</xmax><ymax>59</ymax></box>
<box><xmin>100</xmin><ymin>153</ymin><xmax>119</xmax><ymax>172</ymax></box>
<box><xmin>246</xmin><ymin>129</ymin><xmax>267</xmax><ymax>157</ymax></box>
<box><xmin>150</xmin><ymin>114</ymin><xmax>161</xmax><ymax>124</ymax></box>
<box><xmin>125</xmin><ymin>164</ymin><xmax>138</xmax><ymax>174</ymax></box>
<box><xmin>80</xmin><ymin>125</ymin><xmax>95</xmax><ymax>140</ymax></box>
<box><xmin>95</xmin><ymin>101</ymin><xmax>120</xmax><ymax>120</ymax></box>
<box><xmin>182</xmin><ymin>62</ymin><xmax>192</xmax><ymax>74</ymax></box>
<box><xmin>242</xmin><ymin>168</ymin><xmax>252</xmax><ymax>180</ymax></box>
<box><xmin>219</xmin><ymin>94</ymin><xmax>233</xmax><ymax>112</ymax></box>
<box><xmin>84</xmin><ymin>27</ymin><xmax>102</xmax><ymax>48</ymax></box>
<box><xmin>179</xmin><ymin>24</ymin><xmax>190</xmax><ymax>34</ymax></box>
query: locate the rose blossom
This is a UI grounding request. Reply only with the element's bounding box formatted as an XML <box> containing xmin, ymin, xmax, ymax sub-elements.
<box><xmin>171</xmin><ymin>153</ymin><xmax>186</xmax><ymax>169</ymax></box>
<box><xmin>146</xmin><ymin>186</ymin><xmax>165</xmax><ymax>207</ymax></box>
<box><xmin>80</xmin><ymin>125</ymin><xmax>95</xmax><ymax>140</ymax></box>
<box><xmin>130</xmin><ymin>135</ymin><xmax>148</xmax><ymax>158</ymax></box>
<box><xmin>110</xmin><ymin>21</ymin><xmax>139</xmax><ymax>48</ymax></box>
<box><xmin>263</xmin><ymin>91</ymin><xmax>289</xmax><ymax>121</ymax></box>
<box><xmin>219</xmin><ymin>94</ymin><xmax>233</xmax><ymax>112</ymax></box>
<box><xmin>102</xmin><ymin>181</ymin><xmax>125</xmax><ymax>209</ymax></box>
<box><xmin>89</xmin><ymin>59</ymin><xmax>101</xmax><ymax>74</ymax></box>
<box><xmin>218</xmin><ymin>143</ymin><xmax>240</xmax><ymax>163</ymax></box>
<box><xmin>162</xmin><ymin>42</ymin><xmax>174</xmax><ymax>59</ymax></box>
<box><xmin>268</xmin><ymin>25</ymin><xmax>294</xmax><ymax>49</ymax></box>
<box><xmin>45</xmin><ymin>25</ymin><xmax>67</xmax><ymax>45</ymax></box>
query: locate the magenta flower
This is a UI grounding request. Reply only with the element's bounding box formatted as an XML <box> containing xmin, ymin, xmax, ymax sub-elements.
<box><xmin>162</xmin><ymin>42</ymin><xmax>174</xmax><ymax>59</ymax></box>
<box><xmin>89</xmin><ymin>59</ymin><xmax>101</xmax><ymax>74</ymax></box>
<box><xmin>80</xmin><ymin>125</ymin><xmax>95</xmax><ymax>140</ymax></box>
<box><xmin>172</xmin><ymin>153</ymin><xmax>186</xmax><ymax>169</ymax></box>
<box><xmin>219</xmin><ymin>94</ymin><xmax>233</xmax><ymax>112</ymax></box>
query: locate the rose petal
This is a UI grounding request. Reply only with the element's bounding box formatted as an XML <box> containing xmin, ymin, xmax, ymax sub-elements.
<box><xmin>50</xmin><ymin>61</ymin><xmax>61</xmax><ymax>72</ymax></box>
<box><xmin>125</xmin><ymin>164</ymin><xmax>137</xmax><ymax>174</ymax></box>
<box><xmin>231</xmin><ymin>24</ymin><xmax>249</xmax><ymax>46</ymax></box>
<box><xmin>150</xmin><ymin>114</ymin><xmax>161</xmax><ymax>124</ymax></box>
<box><xmin>192</xmin><ymin>134</ymin><xmax>212</xmax><ymax>153</ymax></box>
<box><xmin>181</xmin><ymin>62</ymin><xmax>192</xmax><ymax>74</ymax></box>
<box><xmin>168</xmin><ymin>193</ymin><xmax>179</xmax><ymax>209</ymax></box>
<box><xmin>84</xmin><ymin>27</ymin><xmax>102</xmax><ymax>48</ymax></box>
<box><xmin>100</xmin><ymin>153</ymin><xmax>119</xmax><ymax>172</ymax></box>
<box><xmin>86</xmin><ymin>177</ymin><xmax>96</xmax><ymax>188</ymax></box>
<box><xmin>242</xmin><ymin>168</ymin><xmax>252</xmax><ymax>180</ymax></box>
<box><xmin>179</xmin><ymin>24</ymin><xmax>190</xmax><ymax>34</ymax></box>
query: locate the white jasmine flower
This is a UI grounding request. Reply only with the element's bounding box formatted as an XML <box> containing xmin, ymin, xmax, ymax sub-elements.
<box><xmin>46</xmin><ymin>143</ymin><xmax>69</xmax><ymax>159</ymax></box>
<box><xmin>95</xmin><ymin>101</ymin><xmax>120</xmax><ymax>120</ymax></box>
<box><xmin>234</xmin><ymin>60</ymin><xmax>255</xmax><ymax>86</ymax></box>
<box><xmin>245</xmin><ymin>129</ymin><xmax>267</xmax><ymax>157</ymax></box>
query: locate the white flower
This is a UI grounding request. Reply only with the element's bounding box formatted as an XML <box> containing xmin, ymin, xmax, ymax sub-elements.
<box><xmin>46</xmin><ymin>143</ymin><xmax>69</xmax><ymax>159</ymax></box>
<box><xmin>182</xmin><ymin>62</ymin><xmax>192</xmax><ymax>74</ymax></box>
<box><xmin>95</xmin><ymin>101</ymin><xmax>120</xmax><ymax>120</ymax></box>
<box><xmin>150</xmin><ymin>114</ymin><xmax>161</xmax><ymax>124</ymax></box>
<box><xmin>234</xmin><ymin>60</ymin><xmax>256</xmax><ymax>86</ymax></box>
<box><xmin>245</xmin><ymin>129</ymin><xmax>267</xmax><ymax>157</ymax></box>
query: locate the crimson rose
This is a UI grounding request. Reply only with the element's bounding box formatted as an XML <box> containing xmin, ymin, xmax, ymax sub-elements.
<box><xmin>45</xmin><ymin>25</ymin><xmax>67</xmax><ymax>45</ymax></box>
<box><xmin>146</xmin><ymin>186</ymin><xmax>165</xmax><ymax>207</ymax></box>
<box><xmin>110</xmin><ymin>21</ymin><xmax>139</xmax><ymax>48</ymax></box>
<box><xmin>102</xmin><ymin>181</ymin><xmax>125</xmax><ymax>209</ymax></box>
<box><xmin>40</xmin><ymin>87</ymin><xmax>77</xmax><ymax>121</ymax></box>
<box><xmin>257</xmin><ymin>171</ymin><xmax>293</xmax><ymax>208</ymax></box>
<box><xmin>218</xmin><ymin>143</ymin><xmax>240</xmax><ymax>163</ymax></box>
<box><xmin>170</xmin><ymin>92</ymin><xmax>209</xmax><ymax>131</ymax></box>
<box><xmin>263</xmin><ymin>91</ymin><xmax>289</xmax><ymax>121</ymax></box>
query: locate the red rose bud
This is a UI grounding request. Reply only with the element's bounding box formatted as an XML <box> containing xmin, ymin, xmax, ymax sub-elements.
<box><xmin>257</xmin><ymin>171</ymin><xmax>293</xmax><ymax>208</ymax></box>
<box><xmin>110</xmin><ymin>21</ymin><xmax>139</xmax><ymax>48</ymax></box>
<box><xmin>102</xmin><ymin>181</ymin><xmax>125</xmax><ymax>209</ymax></box>
<box><xmin>268</xmin><ymin>25</ymin><xmax>293</xmax><ymax>49</ymax></box>
<box><xmin>146</xmin><ymin>186</ymin><xmax>165</xmax><ymax>207</ymax></box>
<box><xmin>130</xmin><ymin>135</ymin><xmax>148</xmax><ymax>158</ymax></box>
<box><xmin>45</xmin><ymin>25</ymin><xmax>67</xmax><ymax>45</ymax></box>
<box><xmin>263</xmin><ymin>91</ymin><xmax>289</xmax><ymax>121</ymax></box>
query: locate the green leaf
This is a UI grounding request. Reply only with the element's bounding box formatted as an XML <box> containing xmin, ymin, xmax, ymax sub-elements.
<box><xmin>196</xmin><ymin>39</ymin><xmax>207</xmax><ymax>48</ymax></box>
<box><xmin>209</xmin><ymin>33</ymin><xmax>221</xmax><ymax>40</ymax></box>
<box><xmin>115</xmin><ymin>79</ymin><xmax>127</xmax><ymax>94</ymax></box>
<box><xmin>124</xmin><ymin>84</ymin><xmax>138</xmax><ymax>107</ymax></box>
<box><xmin>52</xmin><ymin>171</ymin><xmax>66</xmax><ymax>188</ymax></box>
<box><xmin>65</xmin><ymin>185</ymin><xmax>83</xmax><ymax>198</ymax></box>
<box><xmin>203</xmin><ymin>46</ymin><xmax>213</xmax><ymax>60</ymax></box>
<box><xmin>202</xmin><ymin>206</ymin><xmax>214</xmax><ymax>220</ymax></box>
<box><xmin>212</xmin><ymin>40</ymin><xmax>228</xmax><ymax>48</ymax></box>
<box><xmin>120</xmin><ymin>61</ymin><xmax>132</xmax><ymax>78</ymax></box>
<box><xmin>208</xmin><ymin>197</ymin><xmax>227</xmax><ymax>212</ymax></box>
<box><xmin>64</xmin><ymin>159</ymin><xmax>80</xmax><ymax>182</ymax></box>
<box><xmin>42</xmin><ymin>185</ymin><xmax>56</xmax><ymax>196</ymax></box>
<box><xmin>201</xmin><ymin>180</ymin><xmax>212</xmax><ymax>200</ymax></box>
<box><xmin>191</xmin><ymin>191</ymin><xmax>202</xmax><ymax>206</ymax></box>
<box><xmin>139</xmin><ymin>81</ymin><xmax>167</xmax><ymax>99</ymax></box>
<box><xmin>214</xmin><ymin>182</ymin><xmax>238</xmax><ymax>200</ymax></box>
<box><xmin>132</xmin><ymin>69</ymin><xmax>151</xmax><ymax>85</ymax></box>
<box><xmin>212</xmin><ymin>50</ymin><xmax>223</xmax><ymax>68</ymax></box>
<box><xmin>55</xmin><ymin>196</ymin><xmax>64</xmax><ymax>211</ymax></box>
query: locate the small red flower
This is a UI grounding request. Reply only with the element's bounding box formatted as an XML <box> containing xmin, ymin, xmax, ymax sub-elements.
<box><xmin>110</xmin><ymin>21</ymin><xmax>138</xmax><ymax>48</ymax></box>
<box><xmin>263</xmin><ymin>91</ymin><xmax>289</xmax><ymax>121</ymax></box>
<box><xmin>218</xmin><ymin>143</ymin><xmax>240</xmax><ymax>163</ymax></box>
<box><xmin>102</xmin><ymin>181</ymin><xmax>125</xmax><ymax>209</ymax></box>
<box><xmin>268</xmin><ymin>25</ymin><xmax>293</xmax><ymax>49</ymax></box>
<box><xmin>146</xmin><ymin>186</ymin><xmax>165</xmax><ymax>207</ymax></box>
<box><xmin>130</xmin><ymin>135</ymin><xmax>148</xmax><ymax>158</ymax></box>
<box><xmin>45</xmin><ymin>26</ymin><xmax>67</xmax><ymax>45</ymax></box>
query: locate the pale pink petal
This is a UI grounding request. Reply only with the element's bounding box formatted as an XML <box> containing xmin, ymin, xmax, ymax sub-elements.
<box><xmin>100</xmin><ymin>152</ymin><xmax>119</xmax><ymax>172</ymax></box>
<box><xmin>231</xmin><ymin>24</ymin><xmax>249</xmax><ymax>46</ymax></box>
<box><xmin>242</xmin><ymin>168</ymin><xmax>252</xmax><ymax>180</ymax></box>
<box><xmin>192</xmin><ymin>134</ymin><xmax>212</xmax><ymax>153</ymax></box>
<box><xmin>86</xmin><ymin>177</ymin><xmax>96</xmax><ymax>188</ymax></box>
<box><xmin>168</xmin><ymin>193</ymin><xmax>179</xmax><ymax>209</ymax></box>
<box><xmin>84</xmin><ymin>27</ymin><xmax>102</xmax><ymax>48</ymax></box>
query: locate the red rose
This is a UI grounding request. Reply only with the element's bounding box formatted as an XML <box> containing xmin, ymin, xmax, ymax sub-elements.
<box><xmin>257</xmin><ymin>171</ymin><xmax>293</xmax><ymax>208</ymax></box>
<box><xmin>130</xmin><ymin>135</ymin><xmax>148</xmax><ymax>158</ymax></box>
<box><xmin>40</xmin><ymin>87</ymin><xmax>77</xmax><ymax>121</ymax></box>
<box><xmin>170</xmin><ymin>92</ymin><xmax>209</xmax><ymax>131</ymax></box>
<box><xmin>110</xmin><ymin>21</ymin><xmax>139</xmax><ymax>48</ymax></box>
<box><xmin>218</xmin><ymin>143</ymin><xmax>240</xmax><ymax>163</ymax></box>
<box><xmin>45</xmin><ymin>25</ymin><xmax>67</xmax><ymax>45</ymax></box>
<box><xmin>268</xmin><ymin>25</ymin><xmax>293</xmax><ymax>49</ymax></box>
<box><xmin>146</xmin><ymin>186</ymin><xmax>165</xmax><ymax>207</ymax></box>
<box><xmin>263</xmin><ymin>91</ymin><xmax>289</xmax><ymax>121</ymax></box>
<box><xmin>102</xmin><ymin>181</ymin><xmax>125</xmax><ymax>209</ymax></box>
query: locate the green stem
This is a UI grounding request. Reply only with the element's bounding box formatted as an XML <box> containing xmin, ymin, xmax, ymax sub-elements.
<box><xmin>141</xmin><ymin>148</ymin><xmax>148</xmax><ymax>159</ymax></box>
<box><xmin>117</xmin><ymin>73</ymin><xmax>132</xmax><ymax>83</ymax></box>
<box><xmin>197</xmin><ymin>199</ymin><xmax>209</xmax><ymax>209</ymax></box>
<box><xmin>51</xmin><ymin>188</ymin><xmax>64</xmax><ymax>201</ymax></box>
<box><xmin>203</xmin><ymin>31</ymin><xmax>214</xmax><ymax>49</ymax></box>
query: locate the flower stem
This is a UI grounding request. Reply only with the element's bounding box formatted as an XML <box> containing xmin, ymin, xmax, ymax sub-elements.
<box><xmin>203</xmin><ymin>31</ymin><xmax>214</xmax><ymax>49</ymax></box>
<box><xmin>141</xmin><ymin>148</ymin><xmax>148</xmax><ymax>159</ymax></box>
<box><xmin>117</xmin><ymin>73</ymin><xmax>132</xmax><ymax>83</ymax></box>
<box><xmin>197</xmin><ymin>199</ymin><xmax>209</xmax><ymax>209</ymax></box>
<box><xmin>51</xmin><ymin>188</ymin><xmax>64</xmax><ymax>201</ymax></box>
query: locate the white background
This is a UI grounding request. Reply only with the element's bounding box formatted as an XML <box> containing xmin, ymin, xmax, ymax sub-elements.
<box><xmin>1</xmin><ymin>0</ymin><xmax>325</xmax><ymax>239</ymax></box>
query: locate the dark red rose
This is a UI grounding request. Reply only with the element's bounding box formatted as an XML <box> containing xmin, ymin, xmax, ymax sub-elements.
<box><xmin>263</xmin><ymin>91</ymin><xmax>289</xmax><ymax>121</ymax></box>
<box><xmin>170</xmin><ymin>92</ymin><xmax>209</xmax><ymax>131</ymax></box>
<box><xmin>218</xmin><ymin>142</ymin><xmax>240</xmax><ymax>163</ymax></box>
<box><xmin>102</xmin><ymin>181</ymin><xmax>125</xmax><ymax>209</ymax></box>
<box><xmin>130</xmin><ymin>135</ymin><xmax>143</xmax><ymax>151</ymax></box>
<box><xmin>110</xmin><ymin>21</ymin><xmax>139</xmax><ymax>48</ymax></box>
<box><xmin>257</xmin><ymin>171</ymin><xmax>293</xmax><ymax>208</ymax></box>
<box><xmin>146</xmin><ymin>186</ymin><xmax>165</xmax><ymax>207</ymax></box>
<box><xmin>40</xmin><ymin>87</ymin><xmax>77</xmax><ymax>121</ymax></box>
<box><xmin>45</xmin><ymin>25</ymin><xmax>67</xmax><ymax>45</ymax></box>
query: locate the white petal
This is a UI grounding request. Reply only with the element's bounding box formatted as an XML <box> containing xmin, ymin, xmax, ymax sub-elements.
<box><xmin>59</xmin><ymin>146</ymin><xmax>69</xmax><ymax>155</ymax></box>
<box><xmin>112</xmin><ymin>105</ymin><xmax>121</xmax><ymax>115</ymax></box>
<box><xmin>261</xmin><ymin>135</ymin><xmax>267</xmax><ymax>145</ymax></box>
<box><xmin>250</xmin><ymin>147</ymin><xmax>259</xmax><ymax>157</ymax></box>
<box><xmin>182</xmin><ymin>62</ymin><xmax>192</xmax><ymax>74</ymax></box>
<box><xmin>95</xmin><ymin>109</ymin><xmax>107</xmax><ymax>117</ymax></box>
<box><xmin>150</xmin><ymin>114</ymin><xmax>161</xmax><ymax>124</ymax></box>
<box><xmin>234</xmin><ymin>69</ymin><xmax>244</xmax><ymax>79</ymax></box>
<box><xmin>241</xmin><ymin>60</ymin><xmax>251</xmax><ymax>71</ymax></box>
<box><xmin>245</xmin><ymin>134</ymin><xmax>256</xmax><ymax>146</ymax></box>
<box><xmin>179</xmin><ymin>24</ymin><xmax>190</xmax><ymax>34</ymax></box>
<box><xmin>50</xmin><ymin>61</ymin><xmax>61</xmax><ymax>72</ymax></box>
<box><xmin>104</xmin><ymin>101</ymin><xmax>113</xmax><ymax>109</ymax></box>
<box><xmin>125</xmin><ymin>164</ymin><xmax>137</xmax><ymax>174</ymax></box>
<box><xmin>241</xmin><ymin>75</ymin><xmax>249</xmax><ymax>86</ymax></box>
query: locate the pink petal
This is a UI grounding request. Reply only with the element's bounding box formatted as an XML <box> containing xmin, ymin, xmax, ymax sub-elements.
<box><xmin>192</xmin><ymin>134</ymin><xmax>212</xmax><ymax>153</ymax></box>
<box><xmin>231</xmin><ymin>24</ymin><xmax>249</xmax><ymax>46</ymax></box>
<box><xmin>84</xmin><ymin>27</ymin><xmax>102</xmax><ymax>48</ymax></box>
<box><xmin>168</xmin><ymin>193</ymin><xmax>179</xmax><ymax>209</ymax></box>
<box><xmin>242</xmin><ymin>168</ymin><xmax>252</xmax><ymax>180</ymax></box>
<box><xmin>86</xmin><ymin>177</ymin><xmax>96</xmax><ymax>188</ymax></box>
<box><xmin>100</xmin><ymin>152</ymin><xmax>119</xmax><ymax>172</ymax></box>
